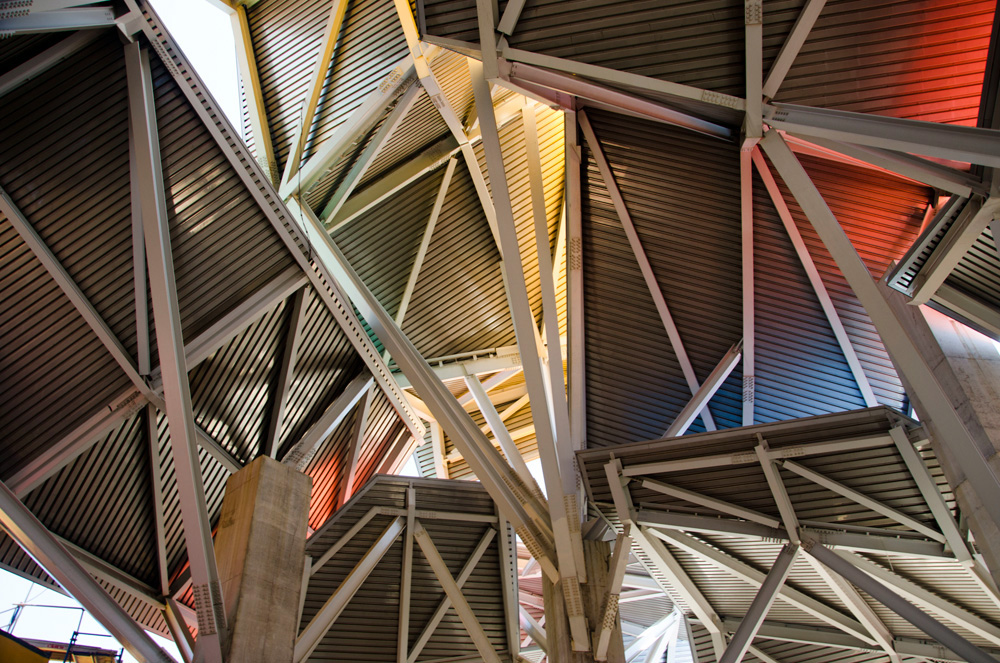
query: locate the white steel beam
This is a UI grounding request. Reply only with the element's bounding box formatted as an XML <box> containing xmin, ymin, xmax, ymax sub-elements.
<box><xmin>624</xmin><ymin>611</ymin><xmax>678</xmax><ymax>662</ymax></box>
<box><xmin>566</xmin><ymin>110</ymin><xmax>586</xmax><ymax>451</ymax></box>
<box><xmin>340</xmin><ymin>383</ymin><xmax>374</xmax><ymax>508</ymax></box>
<box><xmin>164</xmin><ymin>598</ymin><xmax>195</xmax><ymax>663</ymax></box>
<box><xmin>281</xmin><ymin>373</ymin><xmax>373</xmax><ymax>470</ymax></box>
<box><xmin>519</xmin><ymin>606</ymin><xmax>548</xmax><ymax>654</ymax></box>
<box><xmin>911</xmin><ymin>196</ymin><xmax>998</xmax><ymax>305</ymax></box>
<box><xmin>265</xmin><ymin>287</ymin><xmax>309</xmax><ymax>457</ymax></box>
<box><xmin>0</xmin><ymin>29</ymin><xmax>102</xmax><ymax>97</ymax></box>
<box><xmin>129</xmin><ymin>120</ymin><xmax>151</xmax><ymax>376</ymax></box>
<box><xmin>0</xmin><ymin>480</ymin><xmax>173</xmax><ymax>663</ymax></box>
<box><xmin>281</xmin><ymin>55</ymin><xmax>417</xmax><ymax>198</ymax></box>
<box><xmin>766</xmin><ymin>103</ymin><xmax>1000</xmax><ymax>168</ymax></box>
<box><xmin>806</xmin><ymin>540</ymin><xmax>997</xmax><ymax>663</ymax></box>
<box><xmin>0</xmin><ymin>7</ymin><xmax>115</xmax><ymax>35</ymax></box>
<box><xmin>665</xmin><ymin>341</ymin><xmax>743</xmax><ymax>437</ymax></box>
<box><xmin>295</xmin><ymin>517</ymin><xmax>405</xmax><ymax>662</ymax></box>
<box><xmin>744</xmin><ymin>0</ymin><xmax>763</xmax><ymax>146</ymax></box>
<box><xmin>464</xmin><ymin>374</ymin><xmax>539</xmax><ymax>493</ymax></box>
<box><xmin>496</xmin><ymin>0</ymin><xmax>527</xmax><ymax>36</ymax></box>
<box><xmin>329</xmin><ymin>135</ymin><xmax>460</xmax><ymax>229</ymax></box>
<box><xmin>430</xmin><ymin>420</ymin><xmax>449</xmax><ymax>479</ymax></box>
<box><xmin>762</xmin><ymin>0</ymin><xmax>826</xmax><ymax>99</ymax></box>
<box><xmin>594</xmin><ymin>532</ymin><xmax>632</xmax><ymax>660</ymax></box>
<box><xmin>146</xmin><ymin>405</ymin><xmax>169</xmax><ymax>595</ymax></box>
<box><xmin>0</xmin><ymin>185</ymin><xmax>159</xmax><ymax>408</ymax></box>
<box><xmin>523</xmin><ymin>103</ymin><xmax>574</xmax><ymax>490</ymax></box>
<box><xmin>398</xmin><ymin>486</ymin><xmax>416</xmax><ymax>663</ymax></box>
<box><xmin>472</xmin><ymin>58</ymin><xmax>587</xmax><ymax>644</ymax></box>
<box><xmin>933</xmin><ymin>282</ymin><xmax>1000</xmax><ymax>339</ymax></box>
<box><xmin>125</xmin><ymin>41</ymin><xmax>226</xmax><ymax>663</ymax></box>
<box><xmin>509</xmin><ymin>60</ymin><xmax>732</xmax><ymax>140</ymax></box>
<box><xmin>130</xmin><ymin>0</ymin><xmax>425</xmax><ymax>444</ymax></box>
<box><xmin>804</xmin><ymin>554</ymin><xmax>901</xmax><ymax>662</ymax></box>
<box><xmin>412</xmin><ymin>520</ymin><xmax>503</xmax><ymax>663</ymax></box>
<box><xmin>751</xmin><ymin>148</ymin><xmax>879</xmax><ymax>406</ymax></box>
<box><xmin>719</xmin><ymin>544</ymin><xmax>799</xmax><ymax>663</ymax></box>
<box><xmin>640</xmin><ymin>477</ymin><xmax>781</xmax><ymax>529</ymax></box>
<box><xmin>281</xmin><ymin>0</ymin><xmax>350</xmax><ymax>185</ymax></box>
<box><xmin>741</xmin><ymin>148</ymin><xmax>756</xmax><ymax>424</ymax></box>
<box><xmin>580</xmin><ymin>109</ymin><xmax>717</xmax><ymax>432</ymax></box>
<box><xmin>395</xmin><ymin>156</ymin><xmax>457</xmax><ymax>329</ymax></box>
<box><xmin>760</xmin><ymin>129</ymin><xmax>1000</xmax><ymax>536</ymax></box>
<box><xmin>791</xmin><ymin>134</ymin><xmax>983</xmax><ymax>198</ymax></box>
<box><xmin>757</xmin><ymin>436</ymin><xmax>800</xmax><ymax>542</ymax></box>
<box><xmin>622</xmin><ymin>433</ymin><xmax>893</xmax><ymax>477</ymax></box>
<box><xmin>650</xmin><ymin>528</ymin><xmax>875</xmax><ymax>645</ymax></box>
<box><xmin>833</xmin><ymin>548</ymin><xmax>1000</xmax><ymax>647</ymax></box>
<box><xmin>310</xmin><ymin>507</ymin><xmax>381</xmax><ymax>575</ymax></box>
<box><xmin>407</xmin><ymin>527</ymin><xmax>498</xmax><ymax>663</ymax></box>
<box><xmin>321</xmin><ymin>83</ymin><xmax>422</xmax><ymax>223</ymax></box>
<box><xmin>230</xmin><ymin>4</ymin><xmax>278</xmax><ymax>184</ymax></box>
<box><xmin>499</xmin><ymin>46</ymin><xmax>746</xmax><ymax>115</ymax></box>
<box><xmin>780</xmin><ymin>459</ymin><xmax>945</xmax><ymax>542</ymax></box>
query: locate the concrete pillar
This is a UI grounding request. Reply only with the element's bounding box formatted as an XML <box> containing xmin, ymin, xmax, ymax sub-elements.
<box><xmin>213</xmin><ymin>456</ymin><xmax>312</xmax><ymax>663</ymax></box>
<box><xmin>886</xmin><ymin>290</ymin><xmax>1000</xmax><ymax>584</ymax></box>
<box><xmin>543</xmin><ymin>540</ymin><xmax>626</xmax><ymax>663</ymax></box>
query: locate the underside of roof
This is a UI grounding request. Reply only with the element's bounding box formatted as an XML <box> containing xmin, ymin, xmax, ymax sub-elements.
<box><xmin>2</xmin><ymin>0</ymin><xmax>1000</xmax><ymax>661</ymax></box>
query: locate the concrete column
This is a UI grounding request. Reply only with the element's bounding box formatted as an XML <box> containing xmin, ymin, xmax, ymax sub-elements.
<box><xmin>543</xmin><ymin>540</ymin><xmax>626</xmax><ymax>663</ymax></box>
<box><xmin>214</xmin><ymin>456</ymin><xmax>312</xmax><ymax>663</ymax></box>
<box><xmin>885</xmin><ymin>289</ymin><xmax>1000</xmax><ymax>583</ymax></box>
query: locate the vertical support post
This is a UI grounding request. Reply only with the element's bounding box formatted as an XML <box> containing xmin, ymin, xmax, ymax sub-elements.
<box><xmin>743</xmin><ymin>0</ymin><xmax>763</xmax><ymax>147</ymax></box>
<box><xmin>398</xmin><ymin>485</ymin><xmax>416</xmax><ymax>663</ymax></box>
<box><xmin>741</xmin><ymin>149</ymin><xmax>756</xmax><ymax>425</ymax></box>
<box><xmin>129</xmin><ymin>121</ymin><xmax>150</xmax><ymax>376</ymax></box>
<box><xmin>566</xmin><ymin>109</ymin><xmax>586</xmax><ymax>452</ymax></box>
<box><xmin>125</xmin><ymin>41</ymin><xmax>227</xmax><ymax>662</ymax></box>
<box><xmin>146</xmin><ymin>406</ymin><xmax>169</xmax><ymax>596</ymax></box>
<box><xmin>430</xmin><ymin>421</ymin><xmax>448</xmax><ymax>479</ymax></box>
<box><xmin>472</xmin><ymin>58</ymin><xmax>588</xmax><ymax>648</ymax></box>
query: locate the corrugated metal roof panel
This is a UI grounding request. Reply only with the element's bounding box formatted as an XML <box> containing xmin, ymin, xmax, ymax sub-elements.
<box><xmin>581</xmin><ymin>109</ymin><xmax>744</xmax><ymax>447</ymax></box>
<box><xmin>945</xmin><ymin>224</ymin><xmax>1000</xmax><ymax>310</ymax></box>
<box><xmin>778</xmin><ymin>0</ymin><xmax>996</xmax><ymax>125</ymax></box>
<box><xmin>333</xmin><ymin>165</ymin><xmax>445</xmax><ymax>319</ymax></box>
<box><xmin>20</xmin><ymin>413</ymin><xmax>158</xmax><ymax>587</ymax></box>
<box><xmin>401</xmin><ymin>160</ymin><xmax>516</xmax><ymax>357</ymax></box>
<box><xmin>276</xmin><ymin>288</ymin><xmax>366</xmax><ymax>456</ymax></box>
<box><xmin>248</xmin><ymin>0</ymin><xmax>409</xmax><ymax>172</ymax></box>
<box><xmin>753</xmin><ymin>170</ymin><xmax>867</xmax><ymax>423</ymax></box>
<box><xmin>303</xmin><ymin>476</ymin><xmax>510</xmax><ymax>662</ymax></box>
<box><xmin>763</xmin><ymin>152</ymin><xmax>928</xmax><ymax>412</ymax></box>
<box><xmin>152</xmin><ymin>51</ymin><xmax>299</xmax><ymax>343</ymax></box>
<box><xmin>188</xmin><ymin>297</ymin><xmax>287</xmax><ymax>464</ymax></box>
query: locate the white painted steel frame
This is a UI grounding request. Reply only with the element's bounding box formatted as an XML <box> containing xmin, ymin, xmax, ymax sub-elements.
<box><xmin>265</xmin><ymin>287</ymin><xmax>309</xmax><ymax>457</ymax></box>
<box><xmin>665</xmin><ymin>341</ymin><xmax>743</xmax><ymax>437</ymax></box>
<box><xmin>740</xmin><ymin>149</ymin><xmax>756</xmax><ymax>425</ymax></box>
<box><xmin>125</xmin><ymin>40</ymin><xmax>227</xmax><ymax>663</ymax></box>
<box><xmin>762</xmin><ymin>0</ymin><xmax>827</xmax><ymax>99</ymax></box>
<box><xmin>230</xmin><ymin>3</ymin><xmax>278</xmax><ymax>185</ymax></box>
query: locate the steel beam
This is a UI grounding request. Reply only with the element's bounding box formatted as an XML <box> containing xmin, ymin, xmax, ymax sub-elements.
<box><xmin>0</xmin><ymin>480</ymin><xmax>173</xmax><ymax>663</ymax></box>
<box><xmin>806</xmin><ymin>539</ymin><xmax>996</xmax><ymax>663</ymax></box>
<box><xmin>760</xmin><ymin>129</ymin><xmax>1000</xmax><ymax>537</ymax></box>
<box><xmin>472</xmin><ymin>58</ymin><xmax>586</xmax><ymax>641</ymax></box>
<box><xmin>281</xmin><ymin>0</ymin><xmax>351</xmax><ymax>185</ymax></box>
<box><xmin>464</xmin><ymin>374</ymin><xmax>538</xmax><ymax>493</ymax></box>
<box><xmin>639</xmin><ymin>477</ymin><xmax>780</xmax><ymax>529</ymax></box>
<box><xmin>762</xmin><ymin>0</ymin><xmax>826</xmax><ymax>99</ymax></box>
<box><xmin>519</xmin><ymin>606</ymin><xmax>548</xmax><ymax>654</ymax></box>
<box><xmin>412</xmin><ymin>520</ymin><xmax>503</xmax><ymax>663</ymax></box>
<box><xmin>340</xmin><ymin>383</ymin><xmax>374</xmax><ymax>507</ymax></box>
<box><xmin>0</xmin><ymin>7</ymin><xmax>115</xmax><ymax>35</ymax></box>
<box><xmin>265</xmin><ymin>287</ymin><xmax>309</xmax><ymax>457</ymax></box>
<box><xmin>751</xmin><ymin>149</ymin><xmax>878</xmax><ymax>406</ymax></box>
<box><xmin>164</xmin><ymin>598</ymin><xmax>195</xmax><ymax>663</ymax></box>
<box><xmin>720</xmin><ymin>544</ymin><xmax>799</xmax><ymax>663</ymax></box>
<box><xmin>402</xmin><ymin>524</ymin><xmax>498</xmax><ymax>662</ymax></box>
<box><xmin>430</xmin><ymin>421</ymin><xmax>449</xmax><ymax>479</ymax></box>
<box><xmin>328</xmin><ymin>136</ymin><xmax>460</xmax><ymax>229</ymax></box>
<box><xmin>496</xmin><ymin>0</ymin><xmax>527</xmax><ymax>35</ymax></box>
<box><xmin>125</xmin><ymin>41</ymin><xmax>226</xmax><ymax>662</ymax></box>
<box><xmin>0</xmin><ymin>29</ymin><xmax>102</xmax><ymax>97</ymax></box>
<box><xmin>566</xmin><ymin>109</ymin><xmax>586</xmax><ymax>452</ymax></box>
<box><xmin>146</xmin><ymin>405</ymin><xmax>169</xmax><ymax>595</ymax></box>
<box><xmin>740</xmin><ymin>148</ymin><xmax>757</xmax><ymax>424</ymax></box>
<box><xmin>580</xmin><ymin>109</ymin><xmax>717</xmax><ymax>432</ymax></box>
<box><xmin>310</xmin><ymin>507</ymin><xmax>381</xmax><ymax>575</ymax></box>
<box><xmin>667</xmin><ymin>341</ymin><xmax>742</xmax><ymax>437</ymax></box>
<box><xmin>933</xmin><ymin>282</ymin><xmax>1000</xmax><ymax>339</ymax></box>
<box><xmin>911</xmin><ymin>196</ymin><xmax>998</xmax><ymax>305</ymax></box>
<box><xmin>766</xmin><ymin>103</ymin><xmax>1000</xmax><ymax>168</ymax></box>
<box><xmin>744</xmin><ymin>0</ymin><xmax>763</xmax><ymax>146</ymax></box>
<box><xmin>321</xmin><ymin>83</ymin><xmax>422</xmax><ymax>223</ymax></box>
<box><xmin>230</xmin><ymin>4</ymin><xmax>278</xmax><ymax>184</ymax></box>
<box><xmin>281</xmin><ymin>373</ymin><xmax>373</xmax><ymax>470</ymax></box>
<box><xmin>0</xmin><ymin>185</ymin><xmax>158</xmax><ymax>408</ymax></box>
<box><xmin>804</xmin><ymin>554</ymin><xmax>900</xmax><ymax>662</ymax></box>
<box><xmin>625</xmin><ymin>611</ymin><xmax>678</xmax><ymax>662</ymax></box>
<box><xmin>398</xmin><ymin>486</ymin><xmax>416</xmax><ymax>663</ymax></box>
<box><xmin>650</xmin><ymin>528</ymin><xmax>875</xmax><ymax>645</ymax></box>
<box><xmin>295</xmin><ymin>517</ymin><xmax>405</xmax><ymax>662</ymax></box>
<box><xmin>780</xmin><ymin>459</ymin><xmax>945</xmax><ymax>542</ymax></box>
<box><xmin>594</xmin><ymin>532</ymin><xmax>632</xmax><ymax>660</ymax></box>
